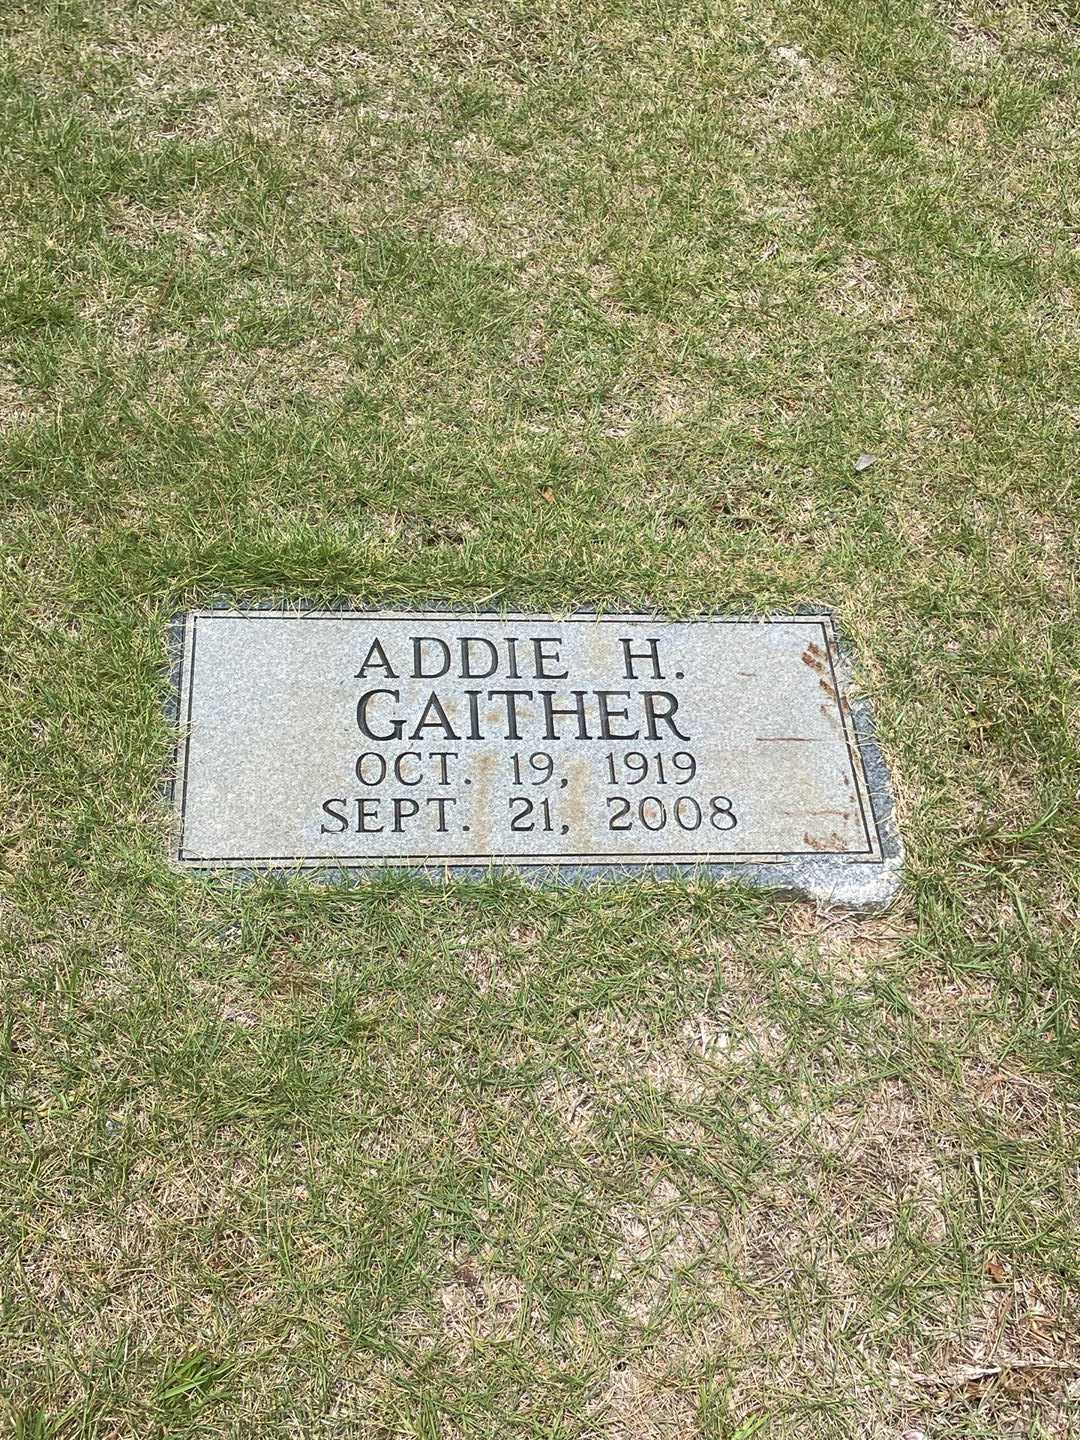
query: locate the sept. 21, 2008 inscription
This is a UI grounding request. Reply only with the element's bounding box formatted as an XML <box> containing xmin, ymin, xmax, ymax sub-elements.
<box><xmin>167</xmin><ymin>610</ymin><xmax>899</xmax><ymax>900</ymax></box>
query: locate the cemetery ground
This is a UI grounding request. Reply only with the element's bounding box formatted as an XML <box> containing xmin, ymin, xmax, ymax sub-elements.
<box><xmin>0</xmin><ymin>0</ymin><xmax>1078</xmax><ymax>1436</ymax></box>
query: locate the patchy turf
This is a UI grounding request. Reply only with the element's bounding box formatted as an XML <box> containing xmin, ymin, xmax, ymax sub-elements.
<box><xmin>1</xmin><ymin>0</ymin><xmax>1078</xmax><ymax>1435</ymax></box>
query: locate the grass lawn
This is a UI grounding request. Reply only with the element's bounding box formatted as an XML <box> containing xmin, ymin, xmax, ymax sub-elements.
<box><xmin>1</xmin><ymin>0</ymin><xmax>1079</xmax><ymax>1434</ymax></box>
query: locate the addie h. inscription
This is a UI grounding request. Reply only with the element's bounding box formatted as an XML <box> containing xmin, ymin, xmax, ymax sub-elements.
<box><xmin>167</xmin><ymin>610</ymin><xmax>902</xmax><ymax>906</ymax></box>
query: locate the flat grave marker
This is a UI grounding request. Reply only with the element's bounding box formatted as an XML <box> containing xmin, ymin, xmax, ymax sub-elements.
<box><xmin>166</xmin><ymin>609</ymin><xmax>902</xmax><ymax>907</ymax></box>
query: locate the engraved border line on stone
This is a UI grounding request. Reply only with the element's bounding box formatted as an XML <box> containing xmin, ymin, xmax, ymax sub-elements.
<box><xmin>174</xmin><ymin>613</ymin><xmax>880</xmax><ymax>862</ymax></box>
<box><xmin>168</xmin><ymin>607</ymin><xmax>890</xmax><ymax>869</ymax></box>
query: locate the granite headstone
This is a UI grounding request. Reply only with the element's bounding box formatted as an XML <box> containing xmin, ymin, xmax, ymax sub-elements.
<box><xmin>166</xmin><ymin>609</ymin><xmax>902</xmax><ymax>908</ymax></box>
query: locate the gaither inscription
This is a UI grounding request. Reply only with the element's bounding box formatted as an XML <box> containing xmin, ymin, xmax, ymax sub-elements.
<box><xmin>166</xmin><ymin>609</ymin><xmax>902</xmax><ymax>907</ymax></box>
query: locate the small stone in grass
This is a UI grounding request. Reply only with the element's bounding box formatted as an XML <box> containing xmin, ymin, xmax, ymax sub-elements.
<box><xmin>854</xmin><ymin>453</ymin><xmax>877</xmax><ymax>472</ymax></box>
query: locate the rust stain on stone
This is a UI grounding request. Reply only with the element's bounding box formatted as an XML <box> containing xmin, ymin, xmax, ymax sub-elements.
<box><xmin>803</xmin><ymin>829</ymin><xmax>847</xmax><ymax>851</ymax></box>
<box><xmin>560</xmin><ymin>755</ymin><xmax>590</xmax><ymax>836</ymax></box>
<box><xmin>468</xmin><ymin>749</ymin><xmax>497</xmax><ymax>852</ymax></box>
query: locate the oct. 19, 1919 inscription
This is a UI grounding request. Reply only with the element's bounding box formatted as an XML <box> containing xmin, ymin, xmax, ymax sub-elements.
<box><xmin>167</xmin><ymin>609</ymin><xmax>902</xmax><ymax>907</ymax></box>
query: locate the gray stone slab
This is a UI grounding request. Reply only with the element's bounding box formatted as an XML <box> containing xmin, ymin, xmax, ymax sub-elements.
<box><xmin>165</xmin><ymin>608</ymin><xmax>903</xmax><ymax>909</ymax></box>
